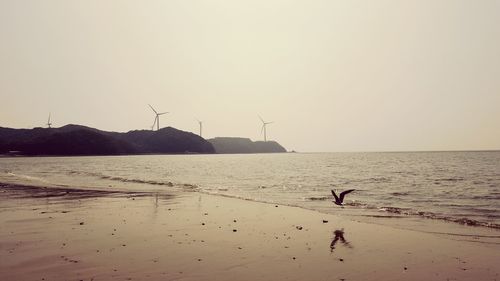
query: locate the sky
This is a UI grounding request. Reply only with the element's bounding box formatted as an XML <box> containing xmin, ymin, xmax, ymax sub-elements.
<box><xmin>1</xmin><ymin>0</ymin><xmax>499</xmax><ymax>152</ymax></box>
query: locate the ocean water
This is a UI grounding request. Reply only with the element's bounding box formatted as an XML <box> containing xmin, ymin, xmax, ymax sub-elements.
<box><xmin>1</xmin><ymin>152</ymin><xmax>499</xmax><ymax>232</ymax></box>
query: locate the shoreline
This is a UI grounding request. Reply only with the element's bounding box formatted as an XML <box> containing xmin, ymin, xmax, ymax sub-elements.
<box><xmin>1</xmin><ymin>151</ymin><xmax>499</xmax><ymax>236</ymax></box>
<box><xmin>1</xmin><ymin>183</ymin><xmax>499</xmax><ymax>280</ymax></box>
<box><xmin>2</xmin><ymin>180</ymin><xmax>500</xmax><ymax>238</ymax></box>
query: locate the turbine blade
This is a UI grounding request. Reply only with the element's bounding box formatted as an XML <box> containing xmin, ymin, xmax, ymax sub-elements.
<box><xmin>148</xmin><ymin>104</ymin><xmax>158</xmax><ymax>114</ymax></box>
<box><xmin>258</xmin><ymin>115</ymin><xmax>265</xmax><ymax>123</ymax></box>
<box><xmin>152</xmin><ymin>116</ymin><xmax>158</xmax><ymax>129</ymax></box>
<box><xmin>266</xmin><ymin>121</ymin><xmax>274</xmax><ymax>125</ymax></box>
<box><xmin>158</xmin><ymin>112</ymin><xmax>169</xmax><ymax>115</ymax></box>
<box><xmin>261</xmin><ymin>124</ymin><xmax>265</xmax><ymax>135</ymax></box>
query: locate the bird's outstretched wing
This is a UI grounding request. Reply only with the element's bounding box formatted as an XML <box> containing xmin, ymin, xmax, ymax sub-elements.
<box><xmin>339</xmin><ymin>189</ymin><xmax>355</xmax><ymax>203</ymax></box>
<box><xmin>331</xmin><ymin>190</ymin><xmax>340</xmax><ymax>202</ymax></box>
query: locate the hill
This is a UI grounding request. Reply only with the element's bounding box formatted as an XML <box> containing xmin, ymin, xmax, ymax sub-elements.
<box><xmin>208</xmin><ymin>137</ymin><xmax>286</xmax><ymax>154</ymax></box>
<box><xmin>0</xmin><ymin>125</ymin><xmax>215</xmax><ymax>156</ymax></box>
<box><xmin>116</xmin><ymin>127</ymin><xmax>215</xmax><ymax>154</ymax></box>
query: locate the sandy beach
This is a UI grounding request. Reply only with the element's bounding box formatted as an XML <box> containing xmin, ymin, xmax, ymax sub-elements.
<box><xmin>1</xmin><ymin>184</ymin><xmax>499</xmax><ymax>281</ymax></box>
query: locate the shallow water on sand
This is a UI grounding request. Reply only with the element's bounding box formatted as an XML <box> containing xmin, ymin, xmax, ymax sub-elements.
<box><xmin>1</xmin><ymin>151</ymin><xmax>499</xmax><ymax>231</ymax></box>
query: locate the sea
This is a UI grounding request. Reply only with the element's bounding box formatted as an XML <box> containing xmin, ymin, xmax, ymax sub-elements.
<box><xmin>1</xmin><ymin>151</ymin><xmax>499</xmax><ymax>236</ymax></box>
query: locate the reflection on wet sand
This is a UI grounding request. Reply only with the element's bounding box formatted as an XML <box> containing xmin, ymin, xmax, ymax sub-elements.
<box><xmin>330</xmin><ymin>229</ymin><xmax>352</xmax><ymax>252</ymax></box>
<box><xmin>0</xmin><ymin>183</ymin><xmax>173</xmax><ymax>201</ymax></box>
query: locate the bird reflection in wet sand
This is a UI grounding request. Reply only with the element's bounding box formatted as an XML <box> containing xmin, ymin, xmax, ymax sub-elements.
<box><xmin>330</xmin><ymin>229</ymin><xmax>352</xmax><ymax>252</ymax></box>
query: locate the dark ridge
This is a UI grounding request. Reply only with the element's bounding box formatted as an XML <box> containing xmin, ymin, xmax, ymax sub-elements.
<box><xmin>116</xmin><ymin>127</ymin><xmax>215</xmax><ymax>154</ymax></box>
<box><xmin>0</xmin><ymin>125</ymin><xmax>215</xmax><ymax>156</ymax></box>
<box><xmin>208</xmin><ymin>137</ymin><xmax>286</xmax><ymax>154</ymax></box>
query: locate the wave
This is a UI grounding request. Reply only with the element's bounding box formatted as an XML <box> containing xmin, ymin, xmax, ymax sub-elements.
<box><xmin>4</xmin><ymin>170</ymin><xmax>499</xmax><ymax>230</ymax></box>
<box><xmin>303</xmin><ymin>194</ymin><xmax>500</xmax><ymax>229</ymax></box>
<box><xmin>306</xmin><ymin>196</ymin><xmax>329</xmax><ymax>201</ymax></box>
<box><xmin>434</xmin><ymin>177</ymin><xmax>465</xmax><ymax>182</ymax></box>
<box><xmin>5</xmin><ymin>172</ymin><xmax>50</xmax><ymax>184</ymax></box>
<box><xmin>204</xmin><ymin>189</ymin><xmax>500</xmax><ymax>230</ymax></box>
<box><xmin>390</xmin><ymin>191</ymin><xmax>411</xmax><ymax>196</ymax></box>
<box><xmin>66</xmin><ymin>170</ymin><xmax>199</xmax><ymax>190</ymax></box>
<box><xmin>103</xmin><ymin>176</ymin><xmax>175</xmax><ymax>186</ymax></box>
<box><xmin>374</xmin><ymin>206</ymin><xmax>500</xmax><ymax>229</ymax></box>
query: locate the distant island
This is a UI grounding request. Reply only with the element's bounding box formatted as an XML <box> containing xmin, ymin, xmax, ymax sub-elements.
<box><xmin>0</xmin><ymin>125</ymin><xmax>288</xmax><ymax>156</ymax></box>
<box><xmin>208</xmin><ymin>137</ymin><xmax>286</xmax><ymax>154</ymax></box>
<box><xmin>0</xmin><ymin>125</ymin><xmax>214</xmax><ymax>156</ymax></box>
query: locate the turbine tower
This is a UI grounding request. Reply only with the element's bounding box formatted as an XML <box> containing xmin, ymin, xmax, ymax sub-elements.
<box><xmin>149</xmin><ymin>104</ymin><xmax>168</xmax><ymax>131</ymax></box>
<box><xmin>196</xmin><ymin>118</ymin><xmax>203</xmax><ymax>137</ymax></box>
<box><xmin>259</xmin><ymin>115</ymin><xmax>274</xmax><ymax>142</ymax></box>
<box><xmin>47</xmin><ymin>113</ymin><xmax>52</xmax><ymax>128</ymax></box>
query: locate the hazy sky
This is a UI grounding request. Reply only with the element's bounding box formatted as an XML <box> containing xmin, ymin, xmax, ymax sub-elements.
<box><xmin>1</xmin><ymin>1</ymin><xmax>499</xmax><ymax>152</ymax></box>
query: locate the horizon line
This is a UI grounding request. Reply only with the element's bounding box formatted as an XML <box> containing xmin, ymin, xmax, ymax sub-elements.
<box><xmin>299</xmin><ymin>149</ymin><xmax>500</xmax><ymax>154</ymax></box>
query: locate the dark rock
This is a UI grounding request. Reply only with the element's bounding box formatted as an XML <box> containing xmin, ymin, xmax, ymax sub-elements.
<box><xmin>208</xmin><ymin>137</ymin><xmax>286</xmax><ymax>154</ymax></box>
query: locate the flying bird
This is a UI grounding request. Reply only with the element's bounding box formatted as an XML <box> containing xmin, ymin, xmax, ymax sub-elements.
<box><xmin>331</xmin><ymin>189</ymin><xmax>355</xmax><ymax>206</ymax></box>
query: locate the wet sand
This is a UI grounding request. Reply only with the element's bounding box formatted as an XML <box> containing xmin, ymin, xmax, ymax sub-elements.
<box><xmin>1</xmin><ymin>184</ymin><xmax>499</xmax><ymax>281</ymax></box>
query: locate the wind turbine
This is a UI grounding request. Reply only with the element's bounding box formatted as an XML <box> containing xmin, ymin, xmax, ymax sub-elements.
<box><xmin>259</xmin><ymin>115</ymin><xmax>273</xmax><ymax>142</ymax></box>
<box><xmin>149</xmin><ymin>104</ymin><xmax>168</xmax><ymax>131</ymax></box>
<box><xmin>196</xmin><ymin>118</ymin><xmax>203</xmax><ymax>137</ymax></box>
<box><xmin>47</xmin><ymin>113</ymin><xmax>52</xmax><ymax>128</ymax></box>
